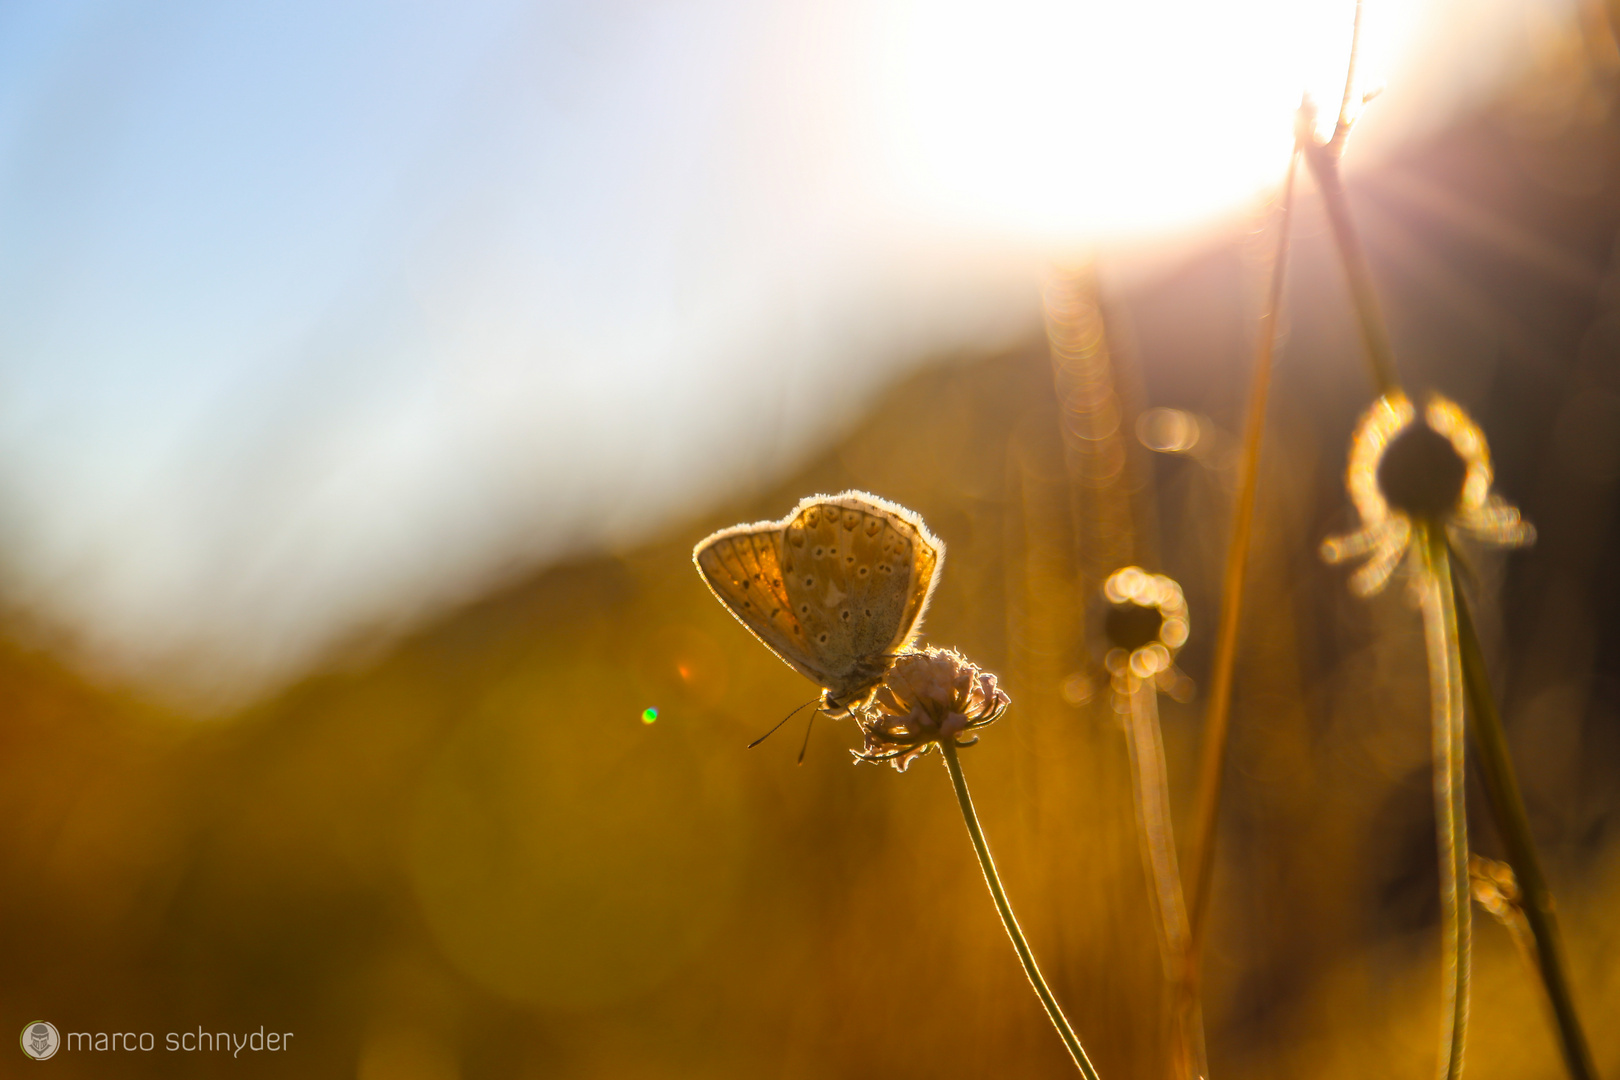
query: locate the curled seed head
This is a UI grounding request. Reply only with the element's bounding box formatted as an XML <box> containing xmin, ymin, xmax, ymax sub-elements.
<box><xmin>1104</xmin><ymin>601</ymin><xmax>1164</xmax><ymax>653</ymax></box>
<box><xmin>1376</xmin><ymin>421</ymin><xmax>1468</xmax><ymax>520</ymax></box>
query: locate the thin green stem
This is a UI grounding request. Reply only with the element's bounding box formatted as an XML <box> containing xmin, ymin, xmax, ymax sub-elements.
<box><xmin>1421</xmin><ymin>527</ymin><xmax>1471</xmax><ymax>1080</ymax></box>
<box><xmin>1452</xmin><ymin>575</ymin><xmax>1600</xmax><ymax>1080</ymax></box>
<box><xmin>1184</xmin><ymin>149</ymin><xmax>1300</xmax><ymax>1004</ymax></box>
<box><xmin>939</xmin><ymin>740</ymin><xmax>1101</xmax><ymax>1080</ymax></box>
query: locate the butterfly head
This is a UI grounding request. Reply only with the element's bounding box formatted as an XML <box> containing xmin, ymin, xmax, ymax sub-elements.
<box><xmin>818</xmin><ymin>688</ymin><xmax>867</xmax><ymax>720</ymax></box>
<box><xmin>817</xmin><ymin>651</ymin><xmax>899</xmax><ymax>718</ymax></box>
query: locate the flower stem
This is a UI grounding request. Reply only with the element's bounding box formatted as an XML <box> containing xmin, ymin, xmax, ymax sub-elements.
<box><xmin>1124</xmin><ymin>675</ymin><xmax>1206</xmax><ymax>1080</ymax></box>
<box><xmin>1306</xmin><ymin>10</ymin><xmax>1597</xmax><ymax>1075</ymax></box>
<box><xmin>1306</xmin><ymin>45</ymin><xmax>1599</xmax><ymax>1069</ymax></box>
<box><xmin>1451</xmin><ymin>573</ymin><xmax>1600</xmax><ymax>1080</ymax></box>
<box><xmin>1421</xmin><ymin>526</ymin><xmax>1471</xmax><ymax>1080</ymax></box>
<box><xmin>939</xmin><ymin>740</ymin><xmax>1101</xmax><ymax>1080</ymax></box>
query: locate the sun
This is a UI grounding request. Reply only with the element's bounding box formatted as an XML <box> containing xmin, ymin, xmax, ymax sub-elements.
<box><xmin>876</xmin><ymin>0</ymin><xmax>1418</xmax><ymax>245</ymax></box>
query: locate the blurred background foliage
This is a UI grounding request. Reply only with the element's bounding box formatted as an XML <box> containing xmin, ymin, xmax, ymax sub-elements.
<box><xmin>5</xmin><ymin>19</ymin><xmax>1620</xmax><ymax>1080</ymax></box>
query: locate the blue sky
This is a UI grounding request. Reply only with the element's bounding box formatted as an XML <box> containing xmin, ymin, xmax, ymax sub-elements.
<box><xmin>0</xmin><ymin>0</ymin><xmax>1552</xmax><ymax>704</ymax></box>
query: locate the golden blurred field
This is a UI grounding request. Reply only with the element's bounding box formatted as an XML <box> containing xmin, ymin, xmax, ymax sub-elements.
<box><xmin>5</xmin><ymin>42</ymin><xmax>1620</xmax><ymax>1080</ymax></box>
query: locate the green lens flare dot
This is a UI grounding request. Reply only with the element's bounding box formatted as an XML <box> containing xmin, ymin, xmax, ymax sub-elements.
<box><xmin>641</xmin><ymin>707</ymin><xmax>658</xmax><ymax>724</ymax></box>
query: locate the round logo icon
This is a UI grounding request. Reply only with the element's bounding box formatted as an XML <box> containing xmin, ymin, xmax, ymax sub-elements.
<box><xmin>20</xmin><ymin>1022</ymin><xmax>59</xmax><ymax>1061</ymax></box>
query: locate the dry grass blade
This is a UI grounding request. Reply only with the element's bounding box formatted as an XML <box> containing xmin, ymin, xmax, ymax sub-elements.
<box><xmin>1181</xmin><ymin>151</ymin><xmax>1300</xmax><ymax>1032</ymax></box>
<box><xmin>1124</xmin><ymin>672</ymin><xmax>1207</xmax><ymax>1080</ymax></box>
<box><xmin>1452</xmin><ymin>580</ymin><xmax>1601</xmax><ymax>1080</ymax></box>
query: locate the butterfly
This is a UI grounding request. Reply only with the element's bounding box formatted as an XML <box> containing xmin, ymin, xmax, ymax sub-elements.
<box><xmin>692</xmin><ymin>491</ymin><xmax>944</xmax><ymax>718</ymax></box>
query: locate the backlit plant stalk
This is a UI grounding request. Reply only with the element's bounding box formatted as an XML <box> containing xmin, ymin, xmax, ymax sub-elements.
<box><xmin>1419</xmin><ymin>524</ymin><xmax>1471</xmax><ymax>1080</ymax></box>
<box><xmin>1322</xmin><ymin>390</ymin><xmax>1542</xmax><ymax>1080</ymax></box>
<box><xmin>941</xmin><ymin>743</ymin><xmax>1101</xmax><ymax>1080</ymax></box>
<box><xmin>1123</xmin><ymin>674</ymin><xmax>1206</xmax><ymax>1080</ymax></box>
<box><xmin>855</xmin><ymin>647</ymin><xmax>1103</xmax><ymax>1080</ymax></box>
<box><xmin>1099</xmin><ymin>568</ymin><xmax>1204</xmax><ymax>1080</ymax></box>
<box><xmin>1306</xmin><ymin>43</ymin><xmax>1595</xmax><ymax>1074</ymax></box>
<box><xmin>1452</xmin><ymin>586</ymin><xmax>1600</xmax><ymax>1080</ymax></box>
<box><xmin>1180</xmin><ymin>147</ymin><xmax>1300</xmax><ymax>1051</ymax></box>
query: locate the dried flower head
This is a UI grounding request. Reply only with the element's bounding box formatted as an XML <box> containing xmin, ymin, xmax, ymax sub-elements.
<box><xmin>1468</xmin><ymin>854</ymin><xmax>1524</xmax><ymax>925</ymax></box>
<box><xmin>1099</xmin><ymin>567</ymin><xmax>1190</xmax><ymax>701</ymax></box>
<box><xmin>853</xmin><ymin>647</ymin><xmax>1009</xmax><ymax>771</ymax></box>
<box><xmin>1322</xmin><ymin>392</ymin><xmax>1535</xmax><ymax>595</ymax></box>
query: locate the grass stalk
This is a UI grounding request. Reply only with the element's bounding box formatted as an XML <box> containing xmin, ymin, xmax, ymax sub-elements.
<box><xmin>1421</xmin><ymin>526</ymin><xmax>1472</xmax><ymax>1080</ymax></box>
<box><xmin>1181</xmin><ymin>151</ymin><xmax>1301</xmax><ymax>1033</ymax></box>
<box><xmin>1302</xmin><ymin>8</ymin><xmax>1601</xmax><ymax>1067</ymax></box>
<box><xmin>1123</xmin><ymin>674</ymin><xmax>1207</xmax><ymax>1080</ymax></box>
<box><xmin>1451</xmin><ymin>575</ymin><xmax>1600</xmax><ymax>1080</ymax></box>
<box><xmin>1303</xmin><ymin>50</ymin><xmax>1600</xmax><ymax>1070</ymax></box>
<box><xmin>1301</xmin><ymin>136</ymin><xmax>1399</xmax><ymax>396</ymax></box>
<box><xmin>939</xmin><ymin>739</ymin><xmax>1101</xmax><ymax>1080</ymax></box>
<box><xmin>1302</xmin><ymin>0</ymin><xmax>1400</xmax><ymax>396</ymax></box>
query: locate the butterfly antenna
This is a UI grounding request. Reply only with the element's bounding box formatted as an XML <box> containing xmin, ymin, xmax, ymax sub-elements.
<box><xmin>796</xmin><ymin>711</ymin><xmax>817</xmax><ymax>766</ymax></box>
<box><xmin>747</xmin><ymin>698</ymin><xmax>816</xmax><ymax>749</ymax></box>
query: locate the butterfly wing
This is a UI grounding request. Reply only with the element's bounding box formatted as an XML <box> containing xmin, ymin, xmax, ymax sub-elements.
<box><xmin>851</xmin><ymin>494</ymin><xmax>944</xmax><ymax>652</ymax></box>
<box><xmin>692</xmin><ymin>520</ymin><xmax>836</xmax><ymax>687</ymax></box>
<box><xmin>778</xmin><ymin>493</ymin><xmax>944</xmax><ymax>696</ymax></box>
<box><xmin>694</xmin><ymin>492</ymin><xmax>945</xmax><ymax>710</ymax></box>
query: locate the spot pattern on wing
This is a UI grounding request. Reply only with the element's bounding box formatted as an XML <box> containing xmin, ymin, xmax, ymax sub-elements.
<box><xmin>693</xmin><ymin>526</ymin><xmax>829</xmax><ymax>686</ymax></box>
<box><xmin>780</xmin><ymin>497</ymin><xmax>939</xmax><ymax>693</ymax></box>
<box><xmin>693</xmin><ymin>491</ymin><xmax>944</xmax><ymax>708</ymax></box>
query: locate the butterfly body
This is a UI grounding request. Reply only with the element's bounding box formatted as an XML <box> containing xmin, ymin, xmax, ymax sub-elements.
<box><xmin>693</xmin><ymin>492</ymin><xmax>943</xmax><ymax>717</ymax></box>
